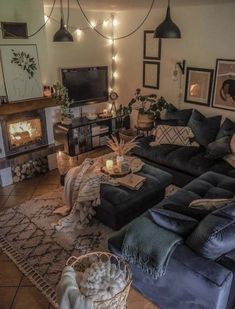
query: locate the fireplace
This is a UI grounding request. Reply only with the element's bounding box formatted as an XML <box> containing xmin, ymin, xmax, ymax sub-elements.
<box><xmin>1</xmin><ymin>110</ymin><xmax>48</xmax><ymax>156</ymax></box>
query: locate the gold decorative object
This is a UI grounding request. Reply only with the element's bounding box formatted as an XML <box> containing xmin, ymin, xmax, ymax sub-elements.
<box><xmin>106</xmin><ymin>135</ymin><xmax>138</xmax><ymax>156</ymax></box>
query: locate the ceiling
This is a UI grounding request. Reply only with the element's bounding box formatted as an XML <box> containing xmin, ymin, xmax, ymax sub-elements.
<box><xmin>43</xmin><ymin>0</ymin><xmax>234</xmax><ymax>11</ymax></box>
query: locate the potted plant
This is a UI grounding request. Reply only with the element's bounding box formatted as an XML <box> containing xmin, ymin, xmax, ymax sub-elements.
<box><xmin>53</xmin><ymin>82</ymin><xmax>74</xmax><ymax>125</ymax></box>
<box><xmin>127</xmin><ymin>88</ymin><xmax>169</xmax><ymax>129</ymax></box>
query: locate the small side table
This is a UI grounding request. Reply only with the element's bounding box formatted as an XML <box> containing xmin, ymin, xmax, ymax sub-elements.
<box><xmin>135</xmin><ymin>126</ymin><xmax>154</xmax><ymax>136</ymax></box>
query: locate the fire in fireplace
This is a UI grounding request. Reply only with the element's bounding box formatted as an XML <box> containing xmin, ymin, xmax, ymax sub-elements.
<box><xmin>1</xmin><ymin>110</ymin><xmax>48</xmax><ymax>156</ymax></box>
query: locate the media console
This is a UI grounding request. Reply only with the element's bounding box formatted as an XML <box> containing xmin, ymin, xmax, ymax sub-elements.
<box><xmin>53</xmin><ymin>115</ymin><xmax>130</xmax><ymax>156</ymax></box>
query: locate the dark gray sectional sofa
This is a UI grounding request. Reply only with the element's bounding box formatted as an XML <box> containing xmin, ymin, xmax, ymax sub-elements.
<box><xmin>133</xmin><ymin>107</ymin><xmax>235</xmax><ymax>186</ymax></box>
<box><xmin>109</xmin><ymin>172</ymin><xmax>235</xmax><ymax>309</ymax></box>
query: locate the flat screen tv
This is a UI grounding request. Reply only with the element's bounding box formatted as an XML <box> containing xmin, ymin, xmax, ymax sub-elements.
<box><xmin>61</xmin><ymin>66</ymin><xmax>108</xmax><ymax>106</ymax></box>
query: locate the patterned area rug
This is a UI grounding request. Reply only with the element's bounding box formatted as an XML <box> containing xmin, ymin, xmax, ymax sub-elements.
<box><xmin>0</xmin><ymin>185</ymin><xmax>179</xmax><ymax>307</ymax></box>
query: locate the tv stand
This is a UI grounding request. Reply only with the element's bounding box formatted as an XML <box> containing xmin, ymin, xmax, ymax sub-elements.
<box><xmin>54</xmin><ymin>115</ymin><xmax>130</xmax><ymax>157</ymax></box>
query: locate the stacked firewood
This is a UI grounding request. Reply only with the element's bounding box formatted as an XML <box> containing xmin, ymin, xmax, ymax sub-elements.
<box><xmin>12</xmin><ymin>157</ymin><xmax>48</xmax><ymax>183</ymax></box>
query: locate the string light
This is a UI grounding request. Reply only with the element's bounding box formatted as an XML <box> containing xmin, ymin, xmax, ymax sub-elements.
<box><xmin>103</xmin><ymin>20</ymin><xmax>109</xmax><ymax>27</ymax></box>
<box><xmin>113</xmin><ymin>71</ymin><xmax>119</xmax><ymax>79</ymax></box>
<box><xmin>90</xmin><ymin>21</ymin><xmax>97</xmax><ymax>29</ymax></box>
<box><xmin>44</xmin><ymin>15</ymin><xmax>49</xmax><ymax>23</ymax></box>
<box><xmin>75</xmin><ymin>29</ymin><xmax>82</xmax><ymax>36</ymax></box>
<box><xmin>112</xmin><ymin>19</ymin><xmax>119</xmax><ymax>27</ymax></box>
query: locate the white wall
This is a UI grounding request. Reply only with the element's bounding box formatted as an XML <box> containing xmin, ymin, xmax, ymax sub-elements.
<box><xmin>114</xmin><ymin>2</ymin><xmax>235</xmax><ymax>125</ymax></box>
<box><xmin>44</xmin><ymin>6</ymin><xmax>114</xmax><ymax>117</ymax></box>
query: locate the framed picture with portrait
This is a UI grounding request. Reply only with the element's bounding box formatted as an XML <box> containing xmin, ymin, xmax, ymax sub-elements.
<box><xmin>212</xmin><ymin>59</ymin><xmax>235</xmax><ymax>111</ymax></box>
<box><xmin>184</xmin><ymin>67</ymin><xmax>214</xmax><ymax>106</ymax></box>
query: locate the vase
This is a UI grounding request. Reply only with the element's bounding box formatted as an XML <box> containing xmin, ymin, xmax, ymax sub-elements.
<box><xmin>137</xmin><ymin>112</ymin><xmax>154</xmax><ymax>129</ymax></box>
<box><xmin>116</xmin><ymin>155</ymin><xmax>124</xmax><ymax>172</ymax></box>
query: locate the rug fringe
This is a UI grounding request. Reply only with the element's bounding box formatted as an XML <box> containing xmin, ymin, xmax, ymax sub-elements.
<box><xmin>0</xmin><ymin>234</ymin><xmax>58</xmax><ymax>308</ymax></box>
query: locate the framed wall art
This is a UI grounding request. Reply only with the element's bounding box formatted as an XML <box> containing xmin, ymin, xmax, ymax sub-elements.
<box><xmin>184</xmin><ymin>67</ymin><xmax>214</xmax><ymax>106</ymax></box>
<box><xmin>143</xmin><ymin>61</ymin><xmax>160</xmax><ymax>89</ymax></box>
<box><xmin>0</xmin><ymin>44</ymin><xmax>43</xmax><ymax>102</ymax></box>
<box><xmin>143</xmin><ymin>30</ymin><xmax>161</xmax><ymax>60</ymax></box>
<box><xmin>212</xmin><ymin>59</ymin><xmax>235</xmax><ymax>111</ymax></box>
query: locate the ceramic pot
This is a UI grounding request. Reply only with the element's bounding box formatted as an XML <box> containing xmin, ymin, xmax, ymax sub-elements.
<box><xmin>61</xmin><ymin>116</ymin><xmax>72</xmax><ymax>125</ymax></box>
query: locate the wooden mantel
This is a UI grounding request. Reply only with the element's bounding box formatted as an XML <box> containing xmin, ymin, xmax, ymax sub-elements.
<box><xmin>0</xmin><ymin>97</ymin><xmax>61</xmax><ymax>116</ymax></box>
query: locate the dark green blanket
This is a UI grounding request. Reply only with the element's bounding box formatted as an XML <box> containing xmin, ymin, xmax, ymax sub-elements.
<box><xmin>122</xmin><ymin>215</ymin><xmax>182</xmax><ymax>278</ymax></box>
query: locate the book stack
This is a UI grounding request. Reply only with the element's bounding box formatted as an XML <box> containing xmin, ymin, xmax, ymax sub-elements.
<box><xmin>118</xmin><ymin>173</ymin><xmax>146</xmax><ymax>190</ymax></box>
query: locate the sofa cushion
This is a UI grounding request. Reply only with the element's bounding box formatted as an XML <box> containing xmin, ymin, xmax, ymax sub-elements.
<box><xmin>187</xmin><ymin>110</ymin><xmax>221</xmax><ymax>147</ymax></box>
<box><xmin>206</xmin><ymin>136</ymin><xmax>231</xmax><ymax>159</ymax></box>
<box><xmin>165</xmin><ymin>104</ymin><xmax>192</xmax><ymax>126</ymax></box>
<box><xmin>186</xmin><ymin>200</ymin><xmax>235</xmax><ymax>260</ymax></box>
<box><xmin>150</xmin><ymin>125</ymin><xmax>199</xmax><ymax>147</ymax></box>
<box><xmin>217</xmin><ymin>118</ymin><xmax>235</xmax><ymax>139</ymax></box>
<box><xmin>149</xmin><ymin>208</ymin><xmax>198</xmax><ymax>236</ymax></box>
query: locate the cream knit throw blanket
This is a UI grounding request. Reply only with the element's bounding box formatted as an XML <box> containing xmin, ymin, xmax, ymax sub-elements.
<box><xmin>54</xmin><ymin>155</ymin><xmax>143</xmax><ymax>232</ymax></box>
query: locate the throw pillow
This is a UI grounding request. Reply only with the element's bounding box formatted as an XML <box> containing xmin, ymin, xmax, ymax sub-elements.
<box><xmin>224</xmin><ymin>134</ymin><xmax>235</xmax><ymax>168</ymax></box>
<box><xmin>187</xmin><ymin>110</ymin><xmax>221</xmax><ymax>147</ymax></box>
<box><xmin>189</xmin><ymin>198</ymin><xmax>232</xmax><ymax>211</ymax></box>
<box><xmin>149</xmin><ymin>208</ymin><xmax>198</xmax><ymax>236</ymax></box>
<box><xmin>150</xmin><ymin>125</ymin><xmax>200</xmax><ymax>147</ymax></box>
<box><xmin>186</xmin><ymin>200</ymin><xmax>235</xmax><ymax>260</ymax></box>
<box><xmin>216</xmin><ymin>118</ymin><xmax>235</xmax><ymax>139</ymax></box>
<box><xmin>165</xmin><ymin>104</ymin><xmax>193</xmax><ymax>126</ymax></box>
<box><xmin>205</xmin><ymin>136</ymin><xmax>231</xmax><ymax>159</ymax></box>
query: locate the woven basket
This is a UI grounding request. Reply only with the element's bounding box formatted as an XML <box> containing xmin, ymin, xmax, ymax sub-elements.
<box><xmin>67</xmin><ymin>252</ymin><xmax>132</xmax><ymax>309</ymax></box>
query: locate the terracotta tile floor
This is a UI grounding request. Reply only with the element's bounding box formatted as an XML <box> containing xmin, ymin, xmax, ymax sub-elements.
<box><xmin>0</xmin><ymin>169</ymin><xmax>157</xmax><ymax>308</ymax></box>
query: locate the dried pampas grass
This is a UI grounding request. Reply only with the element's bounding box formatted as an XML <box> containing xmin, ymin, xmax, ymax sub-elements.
<box><xmin>106</xmin><ymin>135</ymin><xmax>139</xmax><ymax>156</ymax></box>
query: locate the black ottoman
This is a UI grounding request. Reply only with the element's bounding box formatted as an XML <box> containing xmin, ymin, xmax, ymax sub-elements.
<box><xmin>95</xmin><ymin>164</ymin><xmax>172</xmax><ymax>230</ymax></box>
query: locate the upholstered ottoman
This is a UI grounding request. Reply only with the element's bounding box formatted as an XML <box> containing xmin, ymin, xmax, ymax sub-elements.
<box><xmin>95</xmin><ymin>164</ymin><xmax>172</xmax><ymax>230</ymax></box>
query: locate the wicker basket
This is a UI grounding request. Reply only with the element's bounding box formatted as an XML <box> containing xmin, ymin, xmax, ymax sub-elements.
<box><xmin>67</xmin><ymin>252</ymin><xmax>132</xmax><ymax>309</ymax></box>
<box><xmin>119</xmin><ymin>129</ymin><xmax>137</xmax><ymax>142</ymax></box>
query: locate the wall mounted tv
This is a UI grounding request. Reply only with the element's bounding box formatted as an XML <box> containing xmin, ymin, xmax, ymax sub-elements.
<box><xmin>61</xmin><ymin>66</ymin><xmax>108</xmax><ymax>106</ymax></box>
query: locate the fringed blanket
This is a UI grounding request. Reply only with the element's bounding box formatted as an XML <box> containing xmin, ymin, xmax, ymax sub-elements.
<box><xmin>54</xmin><ymin>155</ymin><xmax>144</xmax><ymax>232</ymax></box>
<box><xmin>122</xmin><ymin>216</ymin><xmax>182</xmax><ymax>279</ymax></box>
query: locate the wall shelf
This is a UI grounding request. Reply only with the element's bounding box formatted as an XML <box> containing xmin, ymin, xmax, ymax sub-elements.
<box><xmin>0</xmin><ymin>97</ymin><xmax>61</xmax><ymax>116</ymax></box>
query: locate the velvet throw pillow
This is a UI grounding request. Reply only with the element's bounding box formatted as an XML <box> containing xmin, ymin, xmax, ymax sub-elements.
<box><xmin>165</xmin><ymin>104</ymin><xmax>193</xmax><ymax>126</ymax></box>
<box><xmin>149</xmin><ymin>208</ymin><xmax>198</xmax><ymax>237</ymax></box>
<box><xmin>216</xmin><ymin>118</ymin><xmax>235</xmax><ymax>139</ymax></box>
<box><xmin>150</xmin><ymin>125</ymin><xmax>200</xmax><ymax>147</ymax></box>
<box><xmin>206</xmin><ymin>136</ymin><xmax>231</xmax><ymax>159</ymax></box>
<box><xmin>186</xmin><ymin>200</ymin><xmax>235</xmax><ymax>260</ymax></box>
<box><xmin>187</xmin><ymin>110</ymin><xmax>221</xmax><ymax>147</ymax></box>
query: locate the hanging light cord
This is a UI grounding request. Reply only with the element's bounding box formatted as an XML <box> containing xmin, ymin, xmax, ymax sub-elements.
<box><xmin>27</xmin><ymin>0</ymin><xmax>57</xmax><ymax>38</ymax></box>
<box><xmin>75</xmin><ymin>0</ymin><xmax>156</xmax><ymax>40</ymax></box>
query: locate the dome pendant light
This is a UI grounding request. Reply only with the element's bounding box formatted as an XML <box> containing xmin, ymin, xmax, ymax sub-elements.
<box><xmin>154</xmin><ymin>0</ymin><xmax>181</xmax><ymax>39</ymax></box>
<box><xmin>53</xmin><ymin>0</ymin><xmax>73</xmax><ymax>42</ymax></box>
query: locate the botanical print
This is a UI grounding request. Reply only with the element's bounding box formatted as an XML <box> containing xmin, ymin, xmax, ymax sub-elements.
<box><xmin>0</xmin><ymin>44</ymin><xmax>43</xmax><ymax>102</ymax></box>
<box><xmin>212</xmin><ymin>59</ymin><xmax>235</xmax><ymax>111</ymax></box>
<box><xmin>11</xmin><ymin>49</ymin><xmax>37</xmax><ymax>79</ymax></box>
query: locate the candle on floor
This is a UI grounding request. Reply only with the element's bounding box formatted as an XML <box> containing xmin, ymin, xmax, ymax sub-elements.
<box><xmin>106</xmin><ymin>159</ymin><xmax>113</xmax><ymax>170</ymax></box>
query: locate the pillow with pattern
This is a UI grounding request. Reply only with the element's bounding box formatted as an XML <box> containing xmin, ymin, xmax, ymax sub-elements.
<box><xmin>150</xmin><ymin>125</ymin><xmax>200</xmax><ymax>147</ymax></box>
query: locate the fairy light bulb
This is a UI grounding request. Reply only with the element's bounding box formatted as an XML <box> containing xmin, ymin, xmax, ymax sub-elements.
<box><xmin>44</xmin><ymin>15</ymin><xmax>49</xmax><ymax>23</ymax></box>
<box><xmin>90</xmin><ymin>21</ymin><xmax>96</xmax><ymax>29</ymax></box>
<box><xmin>113</xmin><ymin>71</ymin><xmax>118</xmax><ymax>79</ymax></box>
<box><xmin>112</xmin><ymin>19</ymin><xmax>119</xmax><ymax>27</ymax></box>
<box><xmin>76</xmin><ymin>29</ymin><xmax>82</xmax><ymax>36</ymax></box>
<box><xmin>103</xmin><ymin>20</ymin><xmax>108</xmax><ymax>27</ymax></box>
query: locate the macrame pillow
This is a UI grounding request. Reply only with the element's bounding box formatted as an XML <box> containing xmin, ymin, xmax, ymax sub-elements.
<box><xmin>150</xmin><ymin>125</ymin><xmax>200</xmax><ymax>147</ymax></box>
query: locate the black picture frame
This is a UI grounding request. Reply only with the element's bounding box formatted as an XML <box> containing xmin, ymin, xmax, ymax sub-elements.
<box><xmin>143</xmin><ymin>61</ymin><xmax>160</xmax><ymax>89</ymax></box>
<box><xmin>1</xmin><ymin>22</ymin><xmax>28</xmax><ymax>39</ymax></box>
<box><xmin>184</xmin><ymin>67</ymin><xmax>214</xmax><ymax>106</ymax></box>
<box><xmin>143</xmin><ymin>30</ymin><xmax>161</xmax><ymax>60</ymax></box>
<box><xmin>212</xmin><ymin>59</ymin><xmax>235</xmax><ymax>111</ymax></box>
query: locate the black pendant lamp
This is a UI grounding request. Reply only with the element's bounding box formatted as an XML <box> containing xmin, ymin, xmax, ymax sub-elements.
<box><xmin>154</xmin><ymin>0</ymin><xmax>181</xmax><ymax>39</ymax></box>
<box><xmin>53</xmin><ymin>0</ymin><xmax>73</xmax><ymax>42</ymax></box>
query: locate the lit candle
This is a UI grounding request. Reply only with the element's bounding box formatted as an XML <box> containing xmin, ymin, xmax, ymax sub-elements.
<box><xmin>103</xmin><ymin>109</ymin><xmax>108</xmax><ymax>115</ymax></box>
<box><xmin>106</xmin><ymin>159</ymin><xmax>113</xmax><ymax>170</ymax></box>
